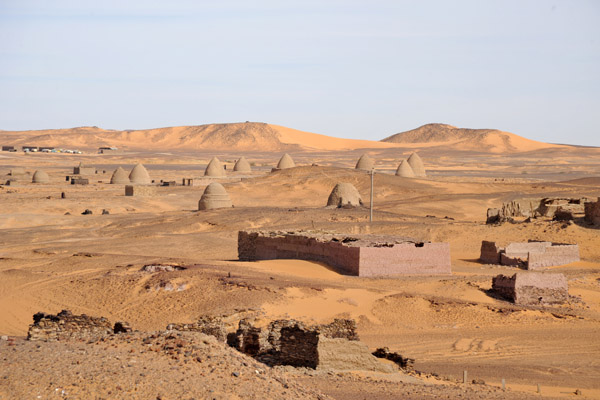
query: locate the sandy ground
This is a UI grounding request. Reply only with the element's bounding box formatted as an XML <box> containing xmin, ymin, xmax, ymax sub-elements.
<box><xmin>1</xmin><ymin>142</ymin><xmax>600</xmax><ymax>399</ymax></box>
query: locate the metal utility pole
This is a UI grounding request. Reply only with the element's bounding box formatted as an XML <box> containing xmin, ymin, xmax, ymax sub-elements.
<box><xmin>370</xmin><ymin>168</ymin><xmax>374</xmax><ymax>222</ymax></box>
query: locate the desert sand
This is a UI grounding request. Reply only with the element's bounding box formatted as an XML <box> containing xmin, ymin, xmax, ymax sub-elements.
<box><xmin>1</xmin><ymin>123</ymin><xmax>599</xmax><ymax>399</ymax></box>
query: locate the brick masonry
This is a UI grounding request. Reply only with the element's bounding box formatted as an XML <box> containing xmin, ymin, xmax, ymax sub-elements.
<box><xmin>480</xmin><ymin>240</ymin><xmax>579</xmax><ymax>269</ymax></box>
<box><xmin>492</xmin><ymin>272</ymin><xmax>568</xmax><ymax>306</ymax></box>
<box><xmin>584</xmin><ymin>197</ymin><xmax>600</xmax><ymax>225</ymax></box>
<box><xmin>238</xmin><ymin>230</ymin><xmax>451</xmax><ymax>277</ymax></box>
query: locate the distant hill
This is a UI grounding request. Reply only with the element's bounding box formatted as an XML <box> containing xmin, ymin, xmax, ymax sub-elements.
<box><xmin>381</xmin><ymin>123</ymin><xmax>558</xmax><ymax>153</ymax></box>
<box><xmin>0</xmin><ymin>122</ymin><xmax>395</xmax><ymax>152</ymax></box>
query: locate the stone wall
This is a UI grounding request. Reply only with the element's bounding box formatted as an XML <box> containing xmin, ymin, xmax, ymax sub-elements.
<box><xmin>27</xmin><ymin>310</ymin><xmax>113</xmax><ymax>341</ymax></box>
<box><xmin>492</xmin><ymin>272</ymin><xmax>568</xmax><ymax>306</ymax></box>
<box><xmin>480</xmin><ymin>240</ymin><xmax>579</xmax><ymax>269</ymax></box>
<box><xmin>166</xmin><ymin>316</ymin><xmax>227</xmax><ymax>342</ymax></box>
<box><xmin>238</xmin><ymin>231</ymin><xmax>451</xmax><ymax>277</ymax></box>
<box><xmin>125</xmin><ymin>185</ymin><xmax>157</xmax><ymax>196</ymax></box>
<box><xmin>585</xmin><ymin>198</ymin><xmax>600</xmax><ymax>225</ymax></box>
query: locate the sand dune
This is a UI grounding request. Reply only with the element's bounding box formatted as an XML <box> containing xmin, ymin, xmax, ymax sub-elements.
<box><xmin>382</xmin><ymin>123</ymin><xmax>561</xmax><ymax>153</ymax></box>
<box><xmin>0</xmin><ymin>121</ymin><xmax>578</xmax><ymax>154</ymax></box>
<box><xmin>0</xmin><ymin>122</ymin><xmax>396</xmax><ymax>152</ymax></box>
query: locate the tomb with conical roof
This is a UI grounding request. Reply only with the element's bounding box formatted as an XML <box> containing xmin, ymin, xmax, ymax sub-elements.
<box><xmin>326</xmin><ymin>183</ymin><xmax>363</xmax><ymax>208</ymax></box>
<box><xmin>110</xmin><ymin>166</ymin><xmax>130</xmax><ymax>184</ymax></box>
<box><xmin>407</xmin><ymin>153</ymin><xmax>426</xmax><ymax>177</ymax></box>
<box><xmin>275</xmin><ymin>153</ymin><xmax>295</xmax><ymax>170</ymax></box>
<box><xmin>233</xmin><ymin>156</ymin><xmax>252</xmax><ymax>172</ymax></box>
<box><xmin>198</xmin><ymin>182</ymin><xmax>233</xmax><ymax>210</ymax></box>
<box><xmin>395</xmin><ymin>159</ymin><xmax>415</xmax><ymax>178</ymax></box>
<box><xmin>205</xmin><ymin>157</ymin><xmax>225</xmax><ymax>177</ymax></box>
<box><xmin>129</xmin><ymin>163</ymin><xmax>151</xmax><ymax>184</ymax></box>
<box><xmin>355</xmin><ymin>154</ymin><xmax>374</xmax><ymax>171</ymax></box>
<box><xmin>32</xmin><ymin>170</ymin><xmax>49</xmax><ymax>183</ymax></box>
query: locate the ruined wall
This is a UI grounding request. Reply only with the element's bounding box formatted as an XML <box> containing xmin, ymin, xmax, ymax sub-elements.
<box><xmin>480</xmin><ymin>241</ymin><xmax>501</xmax><ymax>264</ymax></box>
<box><xmin>27</xmin><ymin>310</ymin><xmax>113</xmax><ymax>341</ymax></box>
<box><xmin>585</xmin><ymin>198</ymin><xmax>600</xmax><ymax>225</ymax></box>
<box><xmin>125</xmin><ymin>185</ymin><xmax>157</xmax><ymax>196</ymax></box>
<box><xmin>527</xmin><ymin>244</ymin><xmax>580</xmax><ymax>269</ymax></box>
<box><xmin>166</xmin><ymin>316</ymin><xmax>227</xmax><ymax>342</ymax></box>
<box><xmin>317</xmin><ymin>337</ymin><xmax>394</xmax><ymax>372</ymax></box>
<box><xmin>480</xmin><ymin>241</ymin><xmax>579</xmax><ymax>269</ymax></box>
<box><xmin>238</xmin><ymin>231</ymin><xmax>451</xmax><ymax>277</ymax></box>
<box><xmin>487</xmin><ymin>197</ymin><xmax>591</xmax><ymax>224</ymax></box>
<box><xmin>492</xmin><ymin>273</ymin><xmax>568</xmax><ymax>306</ymax></box>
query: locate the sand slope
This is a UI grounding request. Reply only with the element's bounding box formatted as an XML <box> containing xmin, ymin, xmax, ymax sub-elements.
<box><xmin>0</xmin><ymin>123</ymin><xmax>396</xmax><ymax>152</ymax></box>
<box><xmin>381</xmin><ymin>123</ymin><xmax>561</xmax><ymax>153</ymax></box>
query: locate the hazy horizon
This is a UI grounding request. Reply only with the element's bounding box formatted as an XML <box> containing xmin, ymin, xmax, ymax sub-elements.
<box><xmin>1</xmin><ymin>1</ymin><xmax>599</xmax><ymax>146</ymax></box>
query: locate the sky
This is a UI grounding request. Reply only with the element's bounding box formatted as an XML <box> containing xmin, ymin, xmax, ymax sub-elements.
<box><xmin>0</xmin><ymin>0</ymin><xmax>599</xmax><ymax>145</ymax></box>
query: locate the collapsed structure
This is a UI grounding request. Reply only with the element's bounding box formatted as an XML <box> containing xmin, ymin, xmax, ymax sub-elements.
<box><xmin>326</xmin><ymin>183</ymin><xmax>363</xmax><ymax>208</ymax></box>
<box><xmin>395</xmin><ymin>159</ymin><xmax>415</xmax><ymax>177</ymax></box>
<box><xmin>204</xmin><ymin>157</ymin><xmax>225</xmax><ymax>177</ymax></box>
<box><xmin>486</xmin><ymin>197</ymin><xmax>592</xmax><ymax>224</ymax></box>
<box><xmin>480</xmin><ymin>240</ymin><xmax>580</xmax><ymax>269</ymax></box>
<box><xmin>27</xmin><ymin>310</ymin><xmax>131</xmax><ymax>341</ymax></box>
<box><xmin>129</xmin><ymin>163</ymin><xmax>151</xmax><ymax>185</ymax></box>
<box><xmin>355</xmin><ymin>154</ymin><xmax>374</xmax><ymax>171</ymax></box>
<box><xmin>492</xmin><ymin>272</ymin><xmax>568</xmax><ymax>306</ymax></box>
<box><xmin>198</xmin><ymin>182</ymin><xmax>233</xmax><ymax>210</ymax></box>
<box><xmin>407</xmin><ymin>153</ymin><xmax>426</xmax><ymax>177</ymax></box>
<box><xmin>238</xmin><ymin>230</ymin><xmax>451</xmax><ymax>276</ymax></box>
<box><xmin>585</xmin><ymin>197</ymin><xmax>600</xmax><ymax>225</ymax></box>
<box><xmin>227</xmin><ymin>318</ymin><xmax>392</xmax><ymax>372</ymax></box>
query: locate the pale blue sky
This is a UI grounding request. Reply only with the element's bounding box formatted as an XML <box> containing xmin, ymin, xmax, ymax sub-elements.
<box><xmin>1</xmin><ymin>1</ymin><xmax>599</xmax><ymax>145</ymax></box>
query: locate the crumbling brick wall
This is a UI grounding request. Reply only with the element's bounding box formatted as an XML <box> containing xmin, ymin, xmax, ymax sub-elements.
<box><xmin>480</xmin><ymin>241</ymin><xmax>579</xmax><ymax>269</ymax></box>
<box><xmin>166</xmin><ymin>316</ymin><xmax>227</xmax><ymax>342</ymax></box>
<box><xmin>487</xmin><ymin>197</ymin><xmax>591</xmax><ymax>224</ymax></box>
<box><xmin>238</xmin><ymin>231</ymin><xmax>451</xmax><ymax>277</ymax></box>
<box><xmin>492</xmin><ymin>272</ymin><xmax>568</xmax><ymax>306</ymax></box>
<box><xmin>585</xmin><ymin>198</ymin><xmax>600</xmax><ymax>225</ymax></box>
<box><xmin>27</xmin><ymin>310</ymin><xmax>113</xmax><ymax>341</ymax></box>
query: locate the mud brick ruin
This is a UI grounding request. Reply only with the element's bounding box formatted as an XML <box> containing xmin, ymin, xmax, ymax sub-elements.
<box><xmin>166</xmin><ymin>316</ymin><xmax>227</xmax><ymax>342</ymax></box>
<box><xmin>480</xmin><ymin>240</ymin><xmax>579</xmax><ymax>269</ymax></box>
<box><xmin>585</xmin><ymin>197</ymin><xmax>600</xmax><ymax>225</ymax></box>
<box><xmin>125</xmin><ymin>185</ymin><xmax>157</xmax><ymax>196</ymax></box>
<box><xmin>486</xmin><ymin>197</ymin><xmax>591</xmax><ymax>224</ymax></box>
<box><xmin>492</xmin><ymin>272</ymin><xmax>568</xmax><ymax>306</ymax></box>
<box><xmin>27</xmin><ymin>310</ymin><xmax>117</xmax><ymax>341</ymax></box>
<box><xmin>238</xmin><ymin>230</ymin><xmax>451</xmax><ymax>277</ymax></box>
<box><xmin>227</xmin><ymin>318</ymin><xmax>392</xmax><ymax>372</ymax></box>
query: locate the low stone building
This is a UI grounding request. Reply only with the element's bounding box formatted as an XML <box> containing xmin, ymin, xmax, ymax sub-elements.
<box><xmin>73</xmin><ymin>162</ymin><xmax>95</xmax><ymax>175</ymax></box>
<box><xmin>238</xmin><ymin>230</ymin><xmax>451</xmax><ymax>276</ymax></box>
<box><xmin>125</xmin><ymin>185</ymin><xmax>157</xmax><ymax>196</ymax></box>
<box><xmin>492</xmin><ymin>272</ymin><xmax>568</xmax><ymax>306</ymax></box>
<box><xmin>480</xmin><ymin>240</ymin><xmax>579</xmax><ymax>269</ymax></box>
<box><xmin>585</xmin><ymin>197</ymin><xmax>600</xmax><ymax>225</ymax></box>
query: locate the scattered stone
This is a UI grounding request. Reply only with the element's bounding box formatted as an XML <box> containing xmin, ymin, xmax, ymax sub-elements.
<box><xmin>1</xmin><ymin>335</ymin><xmax>8</xmax><ymax>341</ymax></box>
<box><xmin>167</xmin><ymin>316</ymin><xmax>227</xmax><ymax>342</ymax></box>
<box><xmin>27</xmin><ymin>310</ymin><xmax>116</xmax><ymax>341</ymax></box>
<box><xmin>141</xmin><ymin>264</ymin><xmax>186</xmax><ymax>273</ymax></box>
<box><xmin>81</xmin><ymin>209</ymin><xmax>93</xmax><ymax>215</ymax></box>
<box><xmin>102</xmin><ymin>209</ymin><xmax>110</xmax><ymax>215</ymax></box>
<box><xmin>372</xmin><ymin>347</ymin><xmax>414</xmax><ymax>370</ymax></box>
